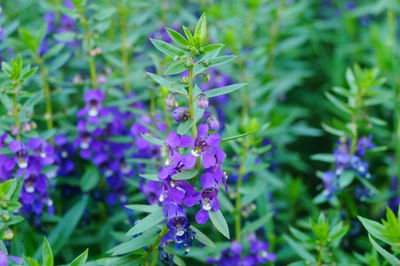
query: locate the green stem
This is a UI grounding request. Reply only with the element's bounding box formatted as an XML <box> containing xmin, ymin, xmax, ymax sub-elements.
<box><xmin>119</xmin><ymin>2</ymin><xmax>131</xmax><ymax>93</ymax></box>
<box><xmin>188</xmin><ymin>54</ymin><xmax>197</xmax><ymax>137</ymax></box>
<box><xmin>141</xmin><ymin>225</ymin><xmax>168</xmax><ymax>266</ymax></box>
<box><xmin>12</xmin><ymin>88</ymin><xmax>21</xmax><ymax>142</ymax></box>
<box><xmin>34</xmin><ymin>55</ymin><xmax>54</xmax><ymax>137</ymax></box>
<box><xmin>187</xmin><ymin>54</ymin><xmax>201</xmax><ymax>187</ymax></box>
<box><xmin>80</xmin><ymin>13</ymin><xmax>97</xmax><ymax>88</ymax></box>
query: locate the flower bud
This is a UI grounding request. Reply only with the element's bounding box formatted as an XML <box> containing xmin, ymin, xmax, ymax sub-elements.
<box><xmin>10</xmin><ymin>125</ymin><xmax>19</xmax><ymax>136</ymax></box>
<box><xmin>166</xmin><ymin>93</ymin><xmax>178</xmax><ymax>108</ymax></box>
<box><xmin>207</xmin><ymin>115</ymin><xmax>220</xmax><ymax>131</ymax></box>
<box><xmin>197</xmin><ymin>94</ymin><xmax>209</xmax><ymax>109</ymax></box>
<box><xmin>172</xmin><ymin>107</ymin><xmax>189</xmax><ymax>122</ymax></box>
<box><xmin>21</xmin><ymin>122</ymin><xmax>32</xmax><ymax>132</ymax></box>
<box><xmin>202</xmin><ymin>73</ymin><xmax>211</xmax><ymax>82</ymax></box>
<box><xmin>3</xmin><ymin>228</ymin><xmax>13</xmax><ymax>240</ymax></box>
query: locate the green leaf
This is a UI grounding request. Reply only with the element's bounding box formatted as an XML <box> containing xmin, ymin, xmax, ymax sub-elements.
<box><xmin>42</xmin><ymin>237</ymin><xmax>54</xmax><ymax>266</ymax></box>
<box><xmin>69</xmin><ymin>249</ymin><xmax>88</xmax><ymax>266</ymax></box>
<box><xmin>339</xmin><ymin>171</ymin><xmax>355</xmax><ymax>188</ymax></box>
<box><xmin>358</xmin><ymin>216</ymin><xmax>387</xmax><ymax>243</ymax></box>
<box><xmin>166</xmin><ymin>28</ymin><xmax>189</xmax><ymax>48</ymax></box>
<box><xmin>368</xmin><ymin>235</ymin><xmax>400</xmax><ymax>265</ymax></box>
<box><xmin>125</xmin><ymin>204</ymin><xmax>162</xmax><ymax>213</ymax></box>
<box><xmin>177</xmin><ymin>119</ymin><xmax>194</xmax><ymax>135</ymax></box>
<box><xmin>80</xmin><ymin>165</ymin><xmax>100</xmax><ymax>192</ymax></box>
<box><xmin>24</xmin><ymin>257</ymin><xmax>40</xmax><ymax>266</ymax></box>
<box><xmin>209</xmin><ymin>210</ymin><xmax>230</xmax><ymax>239</ymax></box>
<box><xmin>325</xmin><ymin>92</ymin><xmax>351</xmax><ymax>114</ymax></box>
<box><xmin>150</xmin><ymin>39</ymin><xmax>186</xmax><ymax>57</ymax></box>
<box><xmin>205</xmin><ymin>83</ymin><xmax>246</xmax><ymax>98</ymax></box>
<box><xmin>182</xmin><ymin>25</ymin><xmax>193</xmax><ymax>42</ymax></box>
<box><xmin>172</xmin><ymin>169</ymin><xmax>199</xmax><ymax>180</ymax></box>
<box><xmin>146</xmin><ymin>72</ymin><xmax>187</xmax><ymax>95</ymax></box>
<box><xmin>35</xmin><ymin>196</ymin><xmax>88</xmax><ymax>257</ymax></box>
<box><xmin>108</xmin><ymin>135</ymin><xmax>133</xmax><ymax>143</ymax></box>
<box><xmin>141</xmin><ymin>133</ymin><xmax>164</xmax><ymax>146</ymax></box>
<box><xmin>201</xmin><ymin>44</ymin><xmax>224</xmax><ymax>59</ymax></box>
<box><xmin>222</xmin><ymin>128</ymin><xmax>258</xmax><ymax>142</ymax></box>
<box><xmin>139</xmin><ymin>173</ymin><xmax>159</xmax><ymax>181</ymax></box>
<box><xmin>284</xmin><ymin>235</ymin><xmax>315</xmax><ymax>262</ymax></box>
<box><xmin>207</xmin><ymin>55</ymin><xmax>236</xmax><ymax>68</ymax></box>
<box><xmin>242</xmin><ymin>213</ymin><xmax>272</xmax><ymax>234</ymax></box>
<box><xmin>190</xmin><ymin>225</ymin><xmax>216</xmax><ymax>248</ymax></box>
<box><xmin>310</xmin><ymin>154</ymin><xmax>334</xmax><ymax>163</ymax></box>
<box><xmin>126</xmin><ymin>208</ymin><xmax>165</xmax><ymax>236</ymax></box>
<box><xmin>321</xmin><ymin>123</ymin><xmax>346</xmax><ymax>137</ymax></box>
<box><xmin>109</xmin><ymin>231</ymin><xmax>157</xmax><ymax>255</ymax></box>
<box><xmin>54</xmin><ymin>31</ymin><xmax>77</xmax><ymax>42</ymax></box>
<box><xmin>164</xmin><ymin>61</ymin><xmax>187</xmax><ymax>75</ymax></box>
<box><xmin>0</xmin><ymin>94</ymin><xmax>13</xmax><ymax>110</ymax></box>
<box><xmin>194</xmin><ymin>13</ymin><xmax>207</xmax><ymax>46</ymax></box>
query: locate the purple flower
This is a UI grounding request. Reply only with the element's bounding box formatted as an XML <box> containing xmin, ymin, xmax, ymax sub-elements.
<box><xmin>54</xmin><ymin>134</ymin><xmax>75</xmax><ymax>176</ymax></box>
<box><xmin>140</xmin><ymin>181</ymin><xmax>162</xmax><ymax>205</ymax></box>
<box><xmin>185</xmin><ymin>171</ymin><xmax>220</xmax><ymax>224</ymax></box>
<box><xmin>198</xmin><ymin>94</ymin><xmax>209</xmax><ymax>109</ymax></box>
<box><xmin>172</xmin><ymin>107</ymin><xmax>189</xmax><ymax>122</ymax></box>
<box><xmin>9</xmin><ymin>140</ymin><xmax>29</xmax><ymax>169</ymax></box>
<box><xmin>208</xmin><ymin>241</ymin><xmax>242</xmax><ymax>265</ymax></box>
<box><xmin>356</xmin><ymin>135</ymin><xmax>374</xmax><ymax>156</ymax></box>
<box><xmin>184</xmin><ymin>124</ymin><xmax>226</xmax><ymax>170</ymax></box>
<box><xmin>77</xmin><ymin>89</ymin><xmax>107</xmax><ymax>124</ymax></box>
<box><xmin>246</xmin><ymin>233</ymin><xmax>276</xmax><ymax>264</ymax></box>
<box><xmin>162</xmin><ymin>203</ymin><xmax>195</xmax><ymax>253</ymax></box>
<box><xmin>207</xmin><ymin>115</ymin><xmax>220</xmax><ymax>131</ymax></box>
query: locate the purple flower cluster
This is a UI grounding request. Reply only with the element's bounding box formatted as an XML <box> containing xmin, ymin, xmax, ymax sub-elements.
<box><xmin>208</xmin><ymin>234</ymin><xmax>275</xmax><ymax>266</ymax></box>
<box><xmin>75</xmin><ymin>89</ymin><xmax>135</xmax><ymax>204</ymax></box>
<box><xmin>75</xmin><ymin>89</ymin><xmax>166</xmax><ymax>205</ymax></box>
<box><xmin>41</xmin><ymin>0</ymin><xmax>79</xmax><ymax>55</ymax></box>
<box><xmin>322</xmin><ymin>136</ymin><xmax>375</xmax><ymax>197</ymax></box>
<box><xmin>0</xmin><ymin>134</ymin><xmax>56</xmax><ymax>215</ymax></box>
<box><xmin>155</xmin><ymin>123</ymin><xmax>226</xmax><ymax>250</ymax></box>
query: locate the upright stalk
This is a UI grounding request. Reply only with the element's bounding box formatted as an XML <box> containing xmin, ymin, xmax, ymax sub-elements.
<box><xmin>118</xmin><ymin>2</ymin><xmax>131</xmax><ymax>93</ymax></box>
<box><xmin>188</xmin><ymin>54</ymin><xmax>201</xmax><ymax>187</ymax></box>
<box><xmin>12</xmin><ymin>87</ymin><xmax>21</xmax><ymax>142</ymax></box>
<box><xmin>34</xmin><ymin>55</ymin><xmax>54</xmax><ymax>135</ymax></box>
<box><xmin>80</xmin><ymin>13</ymin><xmax>97</xmax><ymax>88</ymax></box>
<box><xmin>188</xmin><ymin>54</ymin><xmax>197</xmax><ymax>137</ymax></box>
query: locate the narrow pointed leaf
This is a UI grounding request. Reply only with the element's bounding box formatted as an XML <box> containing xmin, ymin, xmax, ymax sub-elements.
<box><xmin>209</xmin><ymin>210</ymin><xmax>230</xmax><ymax>239</ymax></box>
<box><xmin>205</xmin><ymin>83</ymin><xmax>246</xmax><ymax>98</ymax></box>
<box><xmin>190</xmin><ymin>225</ymin><xmax>216</xmax><ymax>248</ymax></box>
<box><xmin>150</xmin><ymin>39</ymin><xmax>185</xmax><ymax>57</ymax></box>
<box><xmin>125</xmin><ymin>204</ymin><xmax>162</xmax><ymax>213</ymax></box>
<box><xmin>42</xmin><ymin>238</ymin><xmax>54</xmax><ymax>266</ymax></box>
<box><xmin>69</xmin><ymin>249</ymin><xmax>88</xmax><ymax>266</ymax></box>
<box><xmin>166</xmin><ymin>28</ymin><xmax>189</xmax><ymax>48</ymax></box>
<box><xmin>139</xmin><ymin>173</ymin><xmax>159</xmax><ymax>181</ymax></box>
<box><xmin>127</xmin><ymin>209</ymin><xmax>165</xmax><ymax>236</ymax></box>
<box><xmin>368</xmin><ymin>235</ymin><xmax>400</xmax><ymax>265</ymax></box>
<box><xmin>141</xmin><ymin>133</ymin><xmax>164</xmax><ymax>146</ymax></box>
<box><xmin>172</xmin><ymin>169</ymin><xmax>199</xmax><ymax>180</ymax></box>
